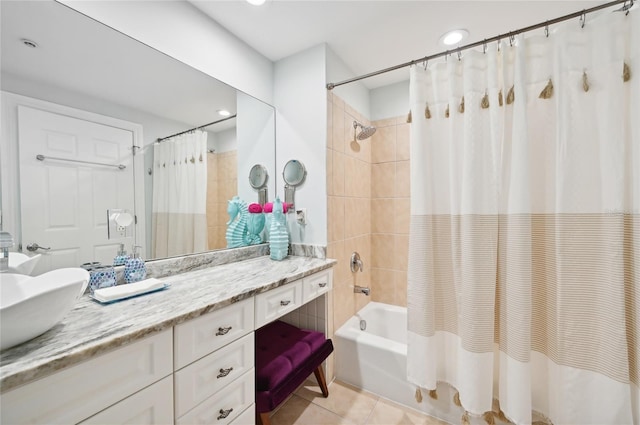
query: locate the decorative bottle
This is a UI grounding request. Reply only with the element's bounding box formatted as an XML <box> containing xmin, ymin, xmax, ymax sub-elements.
<box><xmin>269</xmin><ymin>197</ymin><xmax>289</xmax><ymax>261</ymax></box>
<box><xmin>113</xmin><ymin>243</ymin><xmax>129</xmax><ymax>266</ymax></box>
<box><xmin>124</xmin><ymin>245</ymin><xmax>146</xmax><ymax>284</ymax></box>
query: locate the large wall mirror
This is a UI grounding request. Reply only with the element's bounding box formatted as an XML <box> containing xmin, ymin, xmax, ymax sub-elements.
<box><xmin>0</xmin><ymin>0</ymin><xmax>276</xmax><ymax>275</ymax></box>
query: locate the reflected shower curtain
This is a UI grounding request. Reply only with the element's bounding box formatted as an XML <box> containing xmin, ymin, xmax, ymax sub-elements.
<box><xmin>407</xmin><ymin>9</ymin><xmax>638</xmax><ymax>425</ymax></box>
<box><xmin>152</xmin><ymin>130</ymin><xmax>208</xmax><ymax>258</ymax></box>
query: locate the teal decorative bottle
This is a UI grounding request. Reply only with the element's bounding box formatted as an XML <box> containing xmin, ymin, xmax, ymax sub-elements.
<box><xmin>246</xmin><ymin>203</ymin><xmax>265</xmax><ymax>245</ymax></box>
<box><xmin>226</xmin><ymin>196</ymin><xmax>249</xmax><ymax>248</ymax></box>
<box><xmin>124</xmin><ymin>245</ymin><xmax>146</xmax><ymax>284</ymax></box>
<box><xmin>269</xmin><ymin>197</ymin><xmax>289</xmax><ymax>261</ymax></box>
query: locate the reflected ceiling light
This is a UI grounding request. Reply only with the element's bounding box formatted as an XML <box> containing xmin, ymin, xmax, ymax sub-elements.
<box><xmin>246</xmin><ymin>0</ymin><xmax>266</xmax><ymax>5</ymax></box>
<box><xmin>21</xmin><ymin>38</ymin><xmax>38</xmax><ymax>48</ymax></box>
<box><xmin>217</xmin><ymin>109</ymin><xmax>231</xmax><ymax>117</ymax></box>
<box><xmin>439</xmin><ymin>29</ymin><xmax>469</xmax><ymax>46</ymax></box>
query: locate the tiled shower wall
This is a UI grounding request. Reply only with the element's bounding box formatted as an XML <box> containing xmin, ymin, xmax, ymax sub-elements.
<box><xmin>327</xmin><ymin>96</ymin><xmax>411</xmax><ymax>330</ymax></box>
<box><xmin>207</xmin><ymin>151</ymin><xmax>237</xmax><ymax>250</ymax></box>
<box><xmin>370</xmin><ymin>116</ymin><xmax>411</xmax><ymax>306</ymax></box>
<box><xmin>327</xmin><ymin>93</ymin><xmax>373</xmax><ymax>333</ymax></box>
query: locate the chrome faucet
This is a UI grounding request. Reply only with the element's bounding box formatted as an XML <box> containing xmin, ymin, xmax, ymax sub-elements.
<box><xmin>0</xmin><ymin>231</ymin><xmax>14</xmax><ymax>273</ymax></box>
<box><xmin>354</xmin><ymin>285</ymin><xmax>370</xmax><ymax>296</ymax></box>
<box><xmin>350</xmin><ymin>252</ymin><xmax>363</xmax><ymax>273</ymax></box>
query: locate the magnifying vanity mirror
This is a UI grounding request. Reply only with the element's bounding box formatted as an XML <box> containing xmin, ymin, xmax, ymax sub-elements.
<box><xmin>282</xmin><ymin>160</ymin><xmax>307</xmax><ymax>212</ymax></box>
<box><xmin>248</xmin><ymin>164</ymin><xmax>269</xmax><ymax>206</ymax></box>
<box><xmin>0</xmin><ymin>0</ymin><xmax>276</xmax><ymax>275</ymax></box>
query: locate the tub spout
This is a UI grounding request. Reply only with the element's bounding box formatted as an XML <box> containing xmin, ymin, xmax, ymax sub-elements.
<box><xmin>354</xmin><ymin>285</ymin><xmax>370</xmax><ymax>296</ymax></box>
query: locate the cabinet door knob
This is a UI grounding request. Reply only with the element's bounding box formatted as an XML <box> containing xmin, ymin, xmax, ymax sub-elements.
<box><xmin>217</xmin><ymin>408</ymin><xmax>233</xmax><ymax>420</ymax></box>
<box><xmin>318</xmin><ymin>282</ymin><xmax>327</xmax><ymax>287</ymax></box>
<box><xmin>217</xmin><ymin>367</ymin><xmax>234</xmax><ymax>378</ymax></box>
<box><xmin>280</xmin><ymin>300</ymin><xmax>291</xmax><ymax>306</ymax></box>
<box><xmin>215</xmin><ymin>326</ymin><xmax>232</xmax><ymax>336</ymax></box>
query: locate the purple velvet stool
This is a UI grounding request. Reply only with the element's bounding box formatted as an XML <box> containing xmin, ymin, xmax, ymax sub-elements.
<box><xmin>255</xmin><ymin>320</ymin><xmax>334</xmax><ymax>425</ymax></box>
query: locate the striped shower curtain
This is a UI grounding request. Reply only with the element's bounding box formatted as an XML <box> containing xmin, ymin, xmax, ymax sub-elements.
<box><xmin>152</xmin><ymin>130</ymin><xmax>208</xmax><ymax>258</ymax></box>
<box><xmin>407</xmin><ymin>9</ymin><xmax>638</xmax><ymax>425</ymax></box>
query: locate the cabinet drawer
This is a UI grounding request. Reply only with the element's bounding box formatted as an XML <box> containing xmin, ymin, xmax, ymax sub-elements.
<box><xmin>0</xmin><ymin>330</ymin><xmax>173</xmax><ymax>425</ymax></box>
<box><xmin>230</xmin><ymin>404</ymin><xmax>255</xmax><ymax>425</ymax></box>
<box><xmin>302</xmin><ymin>269</ymin><xmax>333</xmax><ymax>304</ymax></box>
<box><xmin>254</xmin><ymin>280</ymin><xmax>302</xmax><ymax>328</ymax></box>
<box><xmin>174</xmin><ymin>333</ymin><xmax>255</xmax><ymax>418</ymax></box>
<box><xmin>176</xmin><ymin>369</ymin><xmax>255</xmax><ymax>425</ymax></box>
<box><xmin>80</xmin><ymin>376</ymin><xmax>173</xmax><ymax>425</ymax></box>
<box><xmin>174</xmin><ymin>297</ymin><xmax>254</xmax><ymax>369</ymax></box>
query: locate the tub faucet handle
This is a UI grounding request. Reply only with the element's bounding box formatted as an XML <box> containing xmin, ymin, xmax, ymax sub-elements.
<box><xmin>350</xmin><ymin>252</ymin><xmax>363</xmax><ymax>273</ymax></box>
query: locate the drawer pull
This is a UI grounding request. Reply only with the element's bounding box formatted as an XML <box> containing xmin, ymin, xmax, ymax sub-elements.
<box><xmin>280</xmin><ymin>300</ymin><xmax>291</xmax><ymax>306</ymax></box>
<box><xmin>318</xmin><ymin>282</ymin><xmax>327</xmax><ymax>287</ymax></box>
<box><xmin>217</xmin><ymin>367</ymin><xmax>234</xmax><ymax>378</ymax></box>
<box><xmin>215</xmin><ymin>326</ymin><xmax>232</xmax><ymax>336</ymax></box>
<box><xmin>217</xmin><ymin>408</ymin><xmax>233</xmax><ymax>420</ymax></box>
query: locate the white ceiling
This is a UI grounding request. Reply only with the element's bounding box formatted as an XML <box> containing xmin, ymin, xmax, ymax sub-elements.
<box><xmin>191</xmin><ymin>0</ymin><xmax>603</xmax><ymax>89</ymax></box>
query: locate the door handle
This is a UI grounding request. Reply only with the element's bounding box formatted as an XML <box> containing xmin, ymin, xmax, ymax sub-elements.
<box><xmin>26</xmin><ymin>243</ymin><xmax>51</xmax><ymax>252</ymax></box>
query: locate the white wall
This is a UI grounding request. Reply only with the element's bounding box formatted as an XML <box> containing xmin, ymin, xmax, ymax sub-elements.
<box><xmin>236</xmin><ymin>91</ymin><xmax>276</xmax><ymax>206</ymax></box>
<box><xmin>274</xmin><ymin>44</ymin><xmax>328</xmax><ymax>246</ymax></box>
<box><xmin>370</xmin><ymin>80</ymin><xmax>410</xmax><ymax>121</ymax></box>
<box><xmin>326</xmin><ymin>47</ymin><xmax>371</xmax><ymax>120</ymax></box>
<box><xmin>211</xmin><ymin>128</ymin><xmax>237</xmax><ymax>154</ymax></box>
<box><xmin>60</xmin><ymin>0</ymin><xmax>274</xmax><ymax>105</ymax></box>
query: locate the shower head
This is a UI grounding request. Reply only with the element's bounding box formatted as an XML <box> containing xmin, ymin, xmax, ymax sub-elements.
<box><xmin>353</xmin><ymin>121</ymin><xmax>377</xmax><ymax>141</ymax></box>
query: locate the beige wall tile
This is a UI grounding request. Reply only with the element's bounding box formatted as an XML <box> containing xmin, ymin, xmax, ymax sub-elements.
<box><xmin>327</xmin><ymin>101</ymin><xmax>333</xmax><ymax>151</ymax></box>
<box><xmin>328</xmin><ymin>196</ymin><xmax>345</xmax><ymax>243</ymax></box>
<box><xmin>332</xmin><ymin>93</ymin><xmax>345</xmax><ymax>110</ymax></box>
<box><xmin>371</xmin><ymin>125</ymin><xmax>396</xmax><ymax>164</ymax></box>
<box><xmin>328</xmin><ymin>240</ymin><xmax>349</xmax><ymax>287</ymax></box>
<box><xmin>333</xmin><ymin>282</ymin><xmax>355</xmax><ymax>330</ymax></box>
<box><xmin>395</xmin><ymin>198</ymin><xmax>410</xmax><ymax>234</ymax></box>
<box><xmin>371</xmin><ymin>234</ymin><xmax>395</xmax><ymax>269</ymax></box>
<box><xmin>395</xmin><ymin>271</ymin><xmax>408</xmax><ymax>307</ymax></box>
<box><xmin>344</xmin><ymin>197</ymin><xmax>370</xmax><ymax>239</ymax></box>
<box><xmin>371</xmin><ymin>268</ymin><xmax>396</xmax><ymax>305</ymax></box>
<box><xmin>332</xmin><ymin>102</ymin><xmax>345</xmax><ymax>154</ymax></box>
<box><xmin>326</xmin><ymin>148</ymin><xmax>334</xmax><ymax>196</ymax></box>
<box><xmin>332</xmin><ymin>151</ymin><xmax>346</xmax><ymax>197</ymax></box>
<box><xmin>395</xmin><ymin>114</ymin><xmax>410</xmax><ymax>125</ymax></box>
<box><xmin>394</xmin><ymin>234</ymin><xmax>409</xmax><ymax>272</ymax></box>
<box><xmin>372</xmin><ymin>162</ymin><xmax>396</xmax><ymax>199</ymax></box>
<box><xmin>396</xmin><ymin>160</ymin><xmax>410</xmax><ymax>198</ymax></box>
<box><xmin>372</xmin><ymin>117</ymin><xmax>397</xmax><ymax>128</ymax></box>
<box><xmin>396</xmin><ymin>123</ymin><xmax>410</xmax><ymax>161</ymax></box>
<box><xmin>371</xmin><ymin>199</ymin><xmax>395</xmax><ymax>234</ymax></box>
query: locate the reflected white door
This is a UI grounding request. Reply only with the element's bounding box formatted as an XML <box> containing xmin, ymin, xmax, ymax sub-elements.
<box><xmin>18</xmin><ymin>106</ymin><xmax>135</xmax><ymax>274</ymax></box>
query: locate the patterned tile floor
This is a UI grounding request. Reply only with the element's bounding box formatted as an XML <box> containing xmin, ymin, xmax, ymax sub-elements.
<box><xmin>268</xmin><ymin>380</ymin><xmax>450</xmax><ymax>425</ymax></box>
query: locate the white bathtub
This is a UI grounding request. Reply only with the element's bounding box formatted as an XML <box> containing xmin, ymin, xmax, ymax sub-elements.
<box><xmin>335</xmin><ymin>302</ymin><xmax>460</xmax><ymax>424</ymax></box>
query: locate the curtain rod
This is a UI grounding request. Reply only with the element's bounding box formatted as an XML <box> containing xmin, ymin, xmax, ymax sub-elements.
<box><xmin>326</xmin><ymin>0</ymin><xmax>633</xmax><ymax>90</ymax></box>
<box><xmin>156</xmin><ymin>114</ymin><xmax>237</xmax><ymax>142</ymax></box>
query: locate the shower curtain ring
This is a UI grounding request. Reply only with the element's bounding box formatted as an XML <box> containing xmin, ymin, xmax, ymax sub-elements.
<box><xmin>579</xmin><ymin>11</ymin><xmax>586</xmax><ymax>28</ymax></box>
<box><xmin>509</xmin><ymin>33</ymin><xmax>515</xmax><ymax>47</ymax></box>
<box><xmin>544</xmin><ymin>22</ymin><xmax>549</xmax><ymax>37</ymax></box>
<box><xmin>483</xmin><ymin>40</ymin><xmax>487</xmax><ymax>54</ymax></box>
<box><xmin>457</xmin><ymin>50</ymin><xmax>462</xmax><ymax>61</ymax></box>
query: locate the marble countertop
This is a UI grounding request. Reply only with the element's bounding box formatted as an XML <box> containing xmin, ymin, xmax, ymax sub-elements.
<box><xmin>0</xmin><ymin>255</ymin><xmax>335</xmax><ymax>393</ymax></box>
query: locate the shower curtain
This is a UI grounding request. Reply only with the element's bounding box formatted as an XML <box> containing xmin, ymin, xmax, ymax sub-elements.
<box><xmin>407</xmin><ymin>9</ymin><xmax>638</xmax><ymax>425</ymax></box>
<box><xmin>152</xmin><ymin>130</ymin><xmax>208</xmax><ymax>258</ymax></box>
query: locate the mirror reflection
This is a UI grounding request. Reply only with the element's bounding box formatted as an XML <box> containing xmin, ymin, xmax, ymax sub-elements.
<box><xmin>283</xmin><ymin>160</ymin><xmax>307</xmax><ymax>212</ymax></box>
<box><xmin>0</xmin><ymin>0</ymin><xmax>276</xmax><ymax>274</ymax></box>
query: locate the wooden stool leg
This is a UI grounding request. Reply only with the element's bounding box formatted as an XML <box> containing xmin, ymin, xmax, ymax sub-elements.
<box><xmin>313</xmin><ymin>364</ymin><xmax>329</xmax><ymax>397</ymax></box>
<box><xmin>258</xmin><ymin>412</ymin><xmax>271</xmax><ymax>425</ymax></box>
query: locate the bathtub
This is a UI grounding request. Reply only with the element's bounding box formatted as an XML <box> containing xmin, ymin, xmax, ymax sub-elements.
<box><xmin>335</xmin><ymin>302</ymin><xmax>460</xmax><ymax>423</ymax></box>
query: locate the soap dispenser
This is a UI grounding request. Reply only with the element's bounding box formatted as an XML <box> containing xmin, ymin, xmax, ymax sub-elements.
<box><xmin>113</xmin><ymin>243</ymin><xmax>129</xmax><ymax>266</ymax></box>
<box><xmin>124</xmin><ymin>245</ymin><xmax>146</xmax><ymax>284</ymax></box>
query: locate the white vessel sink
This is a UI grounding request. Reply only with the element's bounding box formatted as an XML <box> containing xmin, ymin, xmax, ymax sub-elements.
<box><xmin>0</xmin><ymin>268</ymin><xmax>89</xmax><ymax>350</ymax></box>
<box><xmin>7</xmin><ymin>252</ymin><xmax>42</xmax><ymax>275</ymax></box>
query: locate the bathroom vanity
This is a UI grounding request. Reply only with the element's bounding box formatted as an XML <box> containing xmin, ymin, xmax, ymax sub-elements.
<box><xmin>0</xmin><ymin>255</ymin><xmax>334</xmax><ymax>425</ymax></box>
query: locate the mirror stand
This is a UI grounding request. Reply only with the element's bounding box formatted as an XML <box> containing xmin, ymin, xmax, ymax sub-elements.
<box><xmin>284</xmin><ymin>185</ymin><xmax>295</xmax><ymax>211</ymax></box>
<box><xmin>258</xmin><ymin>187</ymin><xmax>268</xmax><ymax>206</ymax></box>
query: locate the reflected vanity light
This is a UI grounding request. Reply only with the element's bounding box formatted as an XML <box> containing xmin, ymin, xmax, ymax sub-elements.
<box><xmin>217</xmin><ymin>109</ymin><xmax>231</xmax><ymax>116</ymax></box>
<box><xmin>246</xmin><ymin>0</ymin><xmax>266</xmax><ymax>5</ymax></box>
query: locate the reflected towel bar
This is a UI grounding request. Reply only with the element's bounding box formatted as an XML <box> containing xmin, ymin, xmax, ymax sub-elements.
<box><xmin>36</xmin><ymin>154</ymin><xmax>126</xmax><ymax>170</ymax></box>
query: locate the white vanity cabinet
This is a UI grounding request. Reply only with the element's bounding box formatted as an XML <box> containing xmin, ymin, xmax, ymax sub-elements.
<box><xmin>0</xmin><ymin>330</ymin><xmax>173</xmax><ymax>425</ymax></box>
<box><xmin>173</xmin><ymin>298</ymin><xmax>255</xmax><ymax>423</ymax></box>
<box><xmin>0</xmin><ymin>265</ymin><xmax>334</xmax><ymax>425</ymax></box>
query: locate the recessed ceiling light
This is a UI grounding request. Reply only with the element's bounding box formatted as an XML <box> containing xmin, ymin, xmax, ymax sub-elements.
<box><xmin>246</xmin><ymin>0</ymin><xmax>266</xmax><ymax>5</ymax></box>
<box><xmin>217</xmin><ymin>109</ymin><xmax>231</xmax><ymax>117</ymax></box>
<box><xmin>439</xmin><ymin>29</ymin><xmax>469</xmax><ymax>46</ymax></box>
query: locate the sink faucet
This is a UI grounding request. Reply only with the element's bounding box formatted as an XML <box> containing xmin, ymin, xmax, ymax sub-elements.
<box><xmin>354</xmin><ymin>285</ymin><xmax>370</xmax><ymax>296</ymax></box>
<box><xmin>0</xmin><ymin>231</ymin><xmax>14</xmax><ymax>273</ymax></box>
